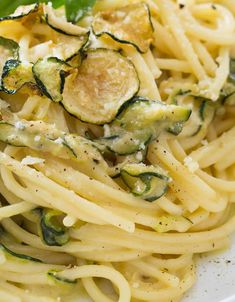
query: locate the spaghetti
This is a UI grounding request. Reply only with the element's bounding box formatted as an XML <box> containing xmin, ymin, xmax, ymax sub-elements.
<box><xmin>0</xmin><ymin>1</ymin><xmax>234</xmax><ymax>302</ymax></box>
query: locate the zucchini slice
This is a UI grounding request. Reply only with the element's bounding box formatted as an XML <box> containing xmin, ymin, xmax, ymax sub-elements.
<box><xmin>38</xmin><ymin>209</ymin><xmax>69</xmax><ymax>247</ymax></box>
<box><xmin>43</xmin><ymin>4</ymin><xmax>90</xmax><ymax>62</ymax></box>
<box><xmin>97</xmin><ymin>97</ymin><xmax>191</xmax><ymax>155</ymax></box>
<box><xmin>169</xmin><ymin>91</ymin><xmax>214</xmax><ymax>137</ymax></box>
<box><xmin>1</xmin><ymin>60</ymin><xmax>35</xmax><ymax>94</ymax></box>
<box><xmin>113</xmin><ymin>97</ymin><xmax>191</xmax><ymax>131</ymax></box>
<box><xmin>48</xmin><ymin>270</ymin><xmax>77</xmax><ymax>285</ymax></box>
<box><xmin>121</xmin><ymin>163</ymin><xmax>170</xmax><ymax>201</ymax></box>
<box><xmin>99</xmin><ymin>131</ymin><xmax>152</xmax><ymax>155</ymax></box>
<box><xmin>43</xmin><ymin>4</ymin><xmax>88</xmax><ymax>36</ymax></box>
<box><xmin>92</xmin><ymin>3</ymin><xmax>153</xmax><ymax>53</ymax></box>
<box><xmin>33</xmin><ymin>57</ymin><xmax>72</xmax><ymax>102</ymax></box>
<box><xmin>62</xmin><ymin>48</ymin><xmax>139</xmax><ymax>124</ymax></box>
<box><xmin>0</xmin><ymin>243</ymin><xmax>42</xmax><ymax>262</ymax></box>
<box><xmin>0</xmin><ymin>3</ymin><xmax>39</xmax><ymax>21</ymax></box>
<box><xmin>0</xmin><ymin>36</ymin><xmax>19</xmax><ymax>80</ymax></box>
<box><xmin>228</xmin><ymin>58</ymin><xmax>235</xmax><ymax>84</ymax></box>
<box><xmin>54</xmin><ymin>33</ymin><xmax>89</xmax><ymax>62</ymax></box>
<box><xmin>0</xmin><ymin>107</ymin><xmax>104</xmax><ymax>165</ymax></box>
<box><xmin>220</xmin><ymin>59</ymin><xmax>235</xmax><ymax>105</ymax></box>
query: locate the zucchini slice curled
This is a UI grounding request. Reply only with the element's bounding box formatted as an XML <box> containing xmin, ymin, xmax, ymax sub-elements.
<box><xmin>0</xmin><ymin>243</ymin><xmax>42</xmax><ymax>262</ymax></box>
<box><xmin>48</xmin><ymin>270</ymin><xmax>77</xmax><ymax>285</ymax></box>
<box><xmin>38</xmin><ymin>209</ymin><xmax>69</xmax><ymax>247</ymax></box>
<box><xmin>0</xmin><ymin>3</ymin><xmax>40</xmax><ymax>22</ymax></box>
<box><xmin>54</xmin><ymin>33</ymin><xmax>90</xmax><ymax>62</ymax></box>
<box><xmin>169</xmin><ymin>91</ymin><xmax>214</xmax><ymax>137</ymax></box>
<box><xmin>43</xmin><ymin>4</ymin><xmax>88</xmax><ymax>37</ymax></box>
<box><xmin>121</xmin><ymin>163</ymin><xmax>170</xmax><ymax>201</ymax></box>
<box><xmin>92</xmin><ymin>3</ymin><xmax>153</xmax><ymax>53</ymax></box>
<box><xmin>62</xmin><ymin>48</ymin><xmax>140</xmax><ymax>124</ymax></box>
<box><xmin>1</xmin><ymin>60</ymin><xmax>35</xmax><ymax>94</ymax></box>
<box><xmin>42</xmin><ymin>4</ymin><xmax>90</xmax><ymax>61</ymax></box>
<box><xmin>220</xmin><ymin>59</ymin><xmax>235</xmax><ymax>105</ymax></box>
<box><xmin>97</xmin><ymin>97</ymin><xmax>191</xmax><ymax>155</ymax></box>
<box><xmin>0</xmin><ymin>36</ymin><xmax>19</xmax><ymax>81</ymax></box>
<box><xmin>33</xmin><ymin>57</ymin><xmax>72</xmax><ymax>102</ymax></box>
<box><xmin>0</xmin><ymin>107</ymin><xmax>105</xmax><ymax>166</ymax></box>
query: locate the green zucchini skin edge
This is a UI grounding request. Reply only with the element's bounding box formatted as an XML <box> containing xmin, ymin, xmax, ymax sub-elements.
<box><xmin>120</xmin><ymin>165</ymin><xmax>170</xmax><ymax>202</ymax></box>
<box><xmin>228</xmin><ymin>58</ymin><xmax>235</xmax><ymax>84</ymax></box>
<box><xmin>169</xmin><ymin>91</ymin><xmax>215</xmax><ymax>137</ymax></box>
<box><xmin>48</xmin><ymin>270</ymin><xmax>77</xmax><ymax>284</ymax></box>
<box><xmin>45</xmin><ymin>13</ymin><xmax>89</xmax><ymax>38</ymax></box>
<box><xmin>0</xmin><ymin>243</ymin><xmax>42</xmax><ymax>263</ymax></box>
<box><xmin>32</xmin><ymin>57</ymin><xmax>71</xmax><ymax>102</ymax></box>
<box><xmin>61</xmin><ymin>48</ymin><xmax>140</xmax><ymax>125</ymax></box>
<box><xmin>1</xmin><ymin>59</ymin><xmax>35</xmax><ymax>94</ymax></box>
<box><xmin>65</xmin><ymin>32</ymin><xmax>90</xmax><ymax>63</ymax></box>
<box><xmin>103</xmin><ymin>132</ymin><xmax>152</xmax><ymax>156</ymax></box>
<box><xmin>1</xmin><ymin>59</ymin><xmax>20</xmax><ymax>94</ymax></box>
<box><xmin>0</xmin><ymin>36</ymin><xmax>19</xmax><ymax>59</ymax></box>
<box><xmin>0</xmin><ymin>3</ymin><xmax>39</xmax><ymax>21</ymax></box>
<box><xmin>38</xmin><ymin>208</ymin><xmax>69</xmax><ymax>247</ymax></box>
<box><xmin>97</xmin><ymin>96</ymin><xmax>191</xmax><ymax>155</ymax></box>
<box><xmin>220</xmin><ymin>59</ymin><xmax>235</xmax><ymax>105</ymax></box>
<box><xmin>92</xmin><ymin>3</ymin><xmax>153</xmax><ymax>53</ymax></box>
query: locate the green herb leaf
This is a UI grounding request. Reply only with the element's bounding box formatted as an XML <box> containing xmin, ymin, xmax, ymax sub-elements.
<box><xmin>65</xmin><ymin>0</ymin><xmax>96</xmax><ymax>23</ymax></box>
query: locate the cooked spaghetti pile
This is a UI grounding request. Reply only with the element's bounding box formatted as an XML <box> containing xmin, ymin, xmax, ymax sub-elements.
<box><xmin>0</xmin><ymin>1</ymin><xmax>234</xmax><ymax>302</ymax></box>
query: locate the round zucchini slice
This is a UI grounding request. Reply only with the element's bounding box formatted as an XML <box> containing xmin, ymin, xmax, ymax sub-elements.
<box><xmin>33</xmin><ymin>57</ymin><xmax>72</xmax><ymax>102</ymax></box>
<box><xmin>121</xmin><ymin>163</ymin><xmax>170</xmax><ymax>201</ymax></box>
<box><xmin>0</xmin><ymin>36</ymin><xmax>19</xmax><ymax>80</ymax></box>
<box><xmin>1</xmin><ymin>60</ymin><xmax>35</xmax><ymax>94</ymax></box>
<box><xmin>62</xmin><ymin>48</ymin><xmax>139</xmax><ymax>124</ymax></box>
<box><xmin>92</xmin><ymin>3</ymin><xmax>153</xmax><ymax>53</ymax></box>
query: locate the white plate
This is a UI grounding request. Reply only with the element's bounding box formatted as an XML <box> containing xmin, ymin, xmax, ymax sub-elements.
<box><xmin>183</xmin><ymin>235</ymin><xmax>235</xmax><ymax>302</ymax></box>
<box><xmin>72</xmin><ymin>236</ymin><xmax>235</xmax><ymax>302</ymax></box>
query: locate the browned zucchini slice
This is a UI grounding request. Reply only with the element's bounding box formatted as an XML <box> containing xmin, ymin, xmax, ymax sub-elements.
<box><xmin>43</xmin><ymin>4</ymin><xmax>88</xmax><ymax>36</ymax></box>
<box><xmin>33</xmin><ymin>57</ymin><xmax>72</xmax><ymax>102</ymax></box>
<box><xmin>62</xmin><ymin>48</ymin><xmax>139</xmax><ymax>124</ymax></box>
<box><xmin>0</xmin><ymin>36</ymin><xmax>19</xmax><ymax>81</ymax></box>
<box><xmin>54</xmin><ymin>33</ymin><xmax>89</xmax><ymax>62</ymax></box>
<box><xmin>120</xmin><ymin>163</ymin><xmax>170</xmax><ymax>201</ymax></box>
<box><xmin>92</xmin><ymin>3</ymin><xmax>153</xmax><ymax>53</ymax></box>
<box><xmin>0</xmin><ymin>3</ymin><xmax>40</xmax><ymax>22</ymax></box>
<box><xmin>1</xmin><ymin>60</ymin><xmax>35</xmax><ymax>94</ymax></box>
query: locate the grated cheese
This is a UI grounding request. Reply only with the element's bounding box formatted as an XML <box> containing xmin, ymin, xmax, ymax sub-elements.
<box><xmin>201</xmin><ymin>139</ymin><xmax>208</xmax><ymax>146</ymax></box>
<box><xmin>34</xmin><ymin>135</ymin><xmax>41</xmax><ymax>142</ymax></box>
<box><xmin>183</xmin><ymin>156</ymin><xmax>199</xmax><ymax>173</ymax></box>
<box><xmin>136</xmin><ymin>151</ymin><xmax>143</xmax><ymax>161</ymax></box>
<box><xmin>103</xmin><ymin>124</ymin><xmax>111</xmax><ymax>137</ymax></box>
<box><xmin>15</xmin><ymin>121</ymin><xmax>26</xmax><ymax>130</ymax></box>
<box><xmin>21</xmin><ymin>156</ymin><xmax>45</xmax><ymax>166</ymax></box>
<box><xmin>63</xmin><ymin>215</ymin><xmax>76</xmax><ymax>227</ymax></box>
<box><xmin>54</xmin><ymin>137</ymin><xmax>64</xmax><ymax>144</ymax></box>
<box><xmin>132</xmin><ymin>282</ymin><xmax>140</xmax><ymax>288</ymax></box>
